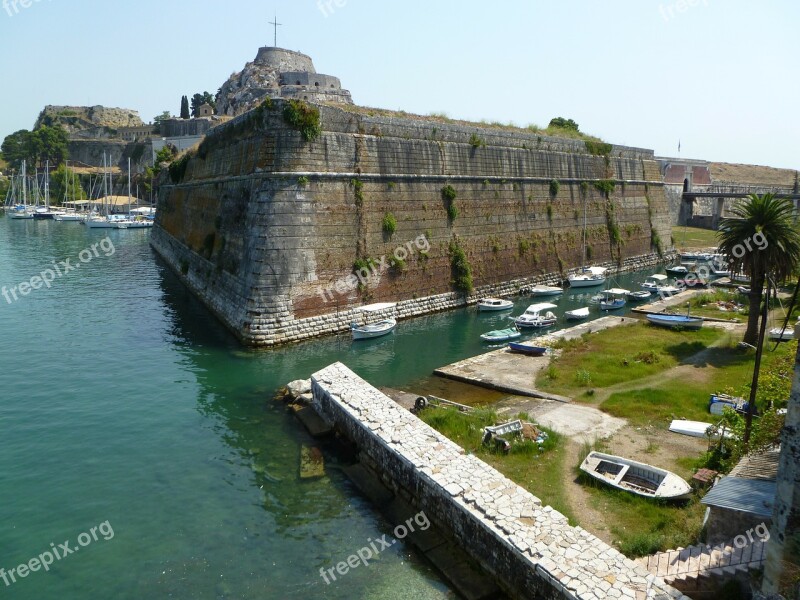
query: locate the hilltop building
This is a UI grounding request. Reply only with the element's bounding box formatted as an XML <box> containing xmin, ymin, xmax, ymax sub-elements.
<box><xmin>216</xmin><ymin>47</ymin><xmax>353</xmax><ymax>117</ymax></box>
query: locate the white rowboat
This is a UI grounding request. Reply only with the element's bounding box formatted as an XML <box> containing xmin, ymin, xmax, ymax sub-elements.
<box><xmin>580</xmin><ymin>451</ymin><xmax>692</xmax><ymax>500</ymax></box>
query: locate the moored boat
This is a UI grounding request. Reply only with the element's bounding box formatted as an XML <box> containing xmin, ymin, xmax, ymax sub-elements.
<box><xmin>568</xmin><ymin>266</ymin><xmax>607</xmax><ymax>288</ymax></box>
<box><xmin>477</xmin><ymin>297</ymin><xmax>514</xmax><ymax>312</ymax></box>
<box><xmin>598</xmin><ymin>288</ymin><xmax>629</xmax><ymax>311</ymax></box>
<box><xmin>507</xmin><ymin>342</ymin><xmax>547</xmax><ymax>356</ymax></box>
<box><xmin>565</xmin><ymin>307</ymin><xmax>590</xmax><ymax>320</ymax></box>
<box><xmin>480</xmin><ymin>327</ymin><xmax>521</xmax><ymax>343</ymax></box>
<box><xmin>351</xmin><ymin>318</ymin><xmax>397</xmax><ymax>340</ymax></box>
<box><xmin>579</xmin><ymin>451</ymin><xmax>692</xmax><ymax>500</ymax></box>
<box><xmin>526</xmin><ymin>285</ymin><xmax>563</xmax><ymax>297</ymax></box>
<box><xmin>626</xmin><ymin>290</ymin><xmax>651</xmax><ymax>302</ymax></box>
<box><xmin>514</xmin><ymin>303</ymin><xmax>558</xmax><ymax>329</ymax></box>
<box><xmin>351</xmin><ymin>302</ymin><xmax>398</xmax><ymax>340</ymax></box>
<box><xmin>665</xmin><ymin>264</ymin><xmax>690</xmax><ymax>277</ymax></box>
<box><xmin>646</xmin><ymin>313</ymin><xmax>704</xmax><ymax>330</ymax></box>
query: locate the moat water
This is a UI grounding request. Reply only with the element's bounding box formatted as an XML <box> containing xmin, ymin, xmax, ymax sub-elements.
<box><xmin>0</xmin><ymin>216</ymin><xmax>659</xmax><ymax>599</ymax></box>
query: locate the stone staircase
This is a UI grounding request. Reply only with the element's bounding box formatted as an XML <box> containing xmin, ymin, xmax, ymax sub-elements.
<box><xmin>639</xmin><ymin>538</ymin><xmax>767</xmax><ymax>594</ymax></box>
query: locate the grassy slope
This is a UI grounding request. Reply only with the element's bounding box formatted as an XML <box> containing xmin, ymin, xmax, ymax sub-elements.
<box><xmin>535</xmin><ymin>323</ymin><xmax>725</xmax><ymax>399</ymax></box>
<box><xmin>672</xmin><ymin>226</ymin><xmax>719</xmax><ymax>249</ymax></box>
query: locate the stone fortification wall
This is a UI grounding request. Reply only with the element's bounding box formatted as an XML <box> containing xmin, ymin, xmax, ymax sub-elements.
<box><xmin>310</xmin><ymin>362</ymin><xmax>688</xmax><ymax>600</ymax></box>
<box><xmin>151</xmin><ymin>100</ymin><xmax>673</xmax><ymax>345</ymax></box>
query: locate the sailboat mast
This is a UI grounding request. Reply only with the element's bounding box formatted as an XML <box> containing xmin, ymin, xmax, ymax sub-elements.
<box><xmin>127</xmin><ymin>157</ymin><xmax>131</xmax><ymax>213</ymax></box>
<box><xmin>582</xmin><ymin>192</ymin><xmax>588</xmax><ymax>268</ymax></box>
<box><xmin>44</xmin><ymin>160</ymin><xmax>49</xmax><ymax>208</ymax></box>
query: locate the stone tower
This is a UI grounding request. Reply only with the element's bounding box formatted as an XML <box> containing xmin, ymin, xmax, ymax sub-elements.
<box><xmin>216</xmin><ymin>47</ymin><xmax>353</xmax><ymax>117</ymax></box>
<box><xmin>762</xmin><ymin>321</ymin><xmax>800</xmax><ymax>596</ymax></box>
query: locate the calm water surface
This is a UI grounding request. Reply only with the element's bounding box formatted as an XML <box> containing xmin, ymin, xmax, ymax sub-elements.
<box><xmin>0</xmin><ymin>216</ymin><xmax>660</xmax><ymax>599</ymax></box>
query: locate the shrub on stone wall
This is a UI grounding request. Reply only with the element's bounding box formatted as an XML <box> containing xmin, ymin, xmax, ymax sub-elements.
<box><xmin>283</xmin><ymin>100</ymin><xmax>321</xmax><ymax>142</ymax></box>
<box><xmin>549</xmin><ymin>179</ymin><xmax>560</xmax><ymax>198</ymax></box>
<box><xmin>382</xmin><ymin>212</ymin><xmax>397</xmax><ymax>236</ymax></box>
<box><xmin>448</xmin><ymin>238</ymin><xmax>473</xmax><ymax>294</ymax></box>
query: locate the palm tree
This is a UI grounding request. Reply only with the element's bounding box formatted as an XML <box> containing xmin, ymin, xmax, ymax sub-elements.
<box><xmin>718</xmin><ymin>193</ymin><xmax>800</xmax><ymax>346</ymax></box>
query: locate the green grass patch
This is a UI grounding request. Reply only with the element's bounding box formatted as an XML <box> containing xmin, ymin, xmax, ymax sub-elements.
<box><xmin>536</xmin><ymin>323</ymin><xmax>725</xmax><ymax>398</ymax></box>
<box><xmin>602</xmin><ymin>340</ymin><xmax>795</xmax><ymax>428</ymax></box>
<box><xmin>672</xmin><ymin>226</ymin><xmax>719</xmax><ymax>250</ymax></box>
<box><xmin>686</xmin><ymin>288</ymin><xmax>748</xmax><ymax>320</ymax></box>
<box><xmin>419</xmin><ymin>407</ymin><xmax>573</xmax><ymax>521</ymax></box>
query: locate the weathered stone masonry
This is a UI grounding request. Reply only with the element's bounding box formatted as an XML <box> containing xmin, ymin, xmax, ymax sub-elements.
<box><xmin>151</xmin><ymin>100</ymin><xmax>673</xmax><ymax>346</ymax></box>
<box><xmin>312</xmin><ymin>362</ymin><xmax>688</xmax><ymax>600</ymax></box>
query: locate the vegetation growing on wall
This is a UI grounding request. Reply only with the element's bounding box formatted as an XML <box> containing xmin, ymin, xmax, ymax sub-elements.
<box><xmin>448</xmin><ymin>237</ymin><xmax>473</xmax><ymax>294</ymax></box>
<box><xmin>168</xmin><ymin>153</ymin><xmax>191</xmax><ymax>183</ymax></box>
<box><xmin>351</xmin><ymin>178</ymin><xmax>364</xmax><ymax>207</ymax></box>
<box><xmin>593</xmin><ymin>179</ymin><xmax>616</xmax><ymax>197</ymax></box>
<box><xmin>382</xmin><ymin>212</ymin><xmax>397</xmax><ymax>236</ymax></box>
<box><xmin>549</xmin><ymin>179</ymin><xmax>560</xmax><ymax>198</ymax></box>
<box><xmin>442</xmin><ymin>185</ymin><xmax>458</xmax><ymax>222</ymax></box>
<box><xmin>469</xmin><ymin>133</ymin><xmax>486</xmax><ymax>148</ymax></box>
<box><xmin>585</xmin><ymin>141</ymin><xmax>613</xmax><ymax>156</ymax></box>
<box><xmin>283</xmin><ymin>100</ymin><xmax>321</xmax><ymax>142</ymax></box>
<box><xmin>297</xmin><ymin>176</ymin><xmax>309</xmax><ymax>187</ymax></box>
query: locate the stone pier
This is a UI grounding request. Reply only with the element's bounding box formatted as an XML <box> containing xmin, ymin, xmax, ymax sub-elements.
<box><xmin>311</xmin><ymin>362</ymin><xmax>689</xmax><ymax>600</ymax></box>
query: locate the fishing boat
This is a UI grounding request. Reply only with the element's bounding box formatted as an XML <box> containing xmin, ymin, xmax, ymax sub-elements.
<box><xmin>565</xmin><ymin>307</ymin><xmax>590</xmax><ymax>320</ymax></box>
<box><xmin>598</xmin><ymin>288</ymin><xmax>629</xmax><ymax>311</ymax></box>
<box><xmin>665</xmin><ymin>264</ymin><xmax>690</xmax><ymax>277</ymax></box>
<box><xmin>350</xmin><ymin>303</ymin><xmax>398</xmax><ymax>340</ymax></box>
<box><xmin>626</xmin><ymin>290</ymin><xmax>651</xmax><ymax>302</ymax></box>
<box><xmin>641</xmin><ymin>274</ymin><xmax>681</xmax><ymax>296</ymax></box>
<box><xmin>675</xmin><ymin>277</ymin><xmax>709</xmax><ymax>288</ymax></box>
<box><xmin>579</xmin><ymin>451</ymin><xmax>692</xmax><ymax>500</ymax></box>
<box><xmin>514</xmin><ymin>303</ymin><xmax>558</xmax><ymax>329</ymax></box>
<box><xmin>568</xmin><ymin>266</ymin><xmax>607</xmax><ymax>288</ymax></box>
<box><xmin>507</xmin><ymin>342</ymin><xmax>547</xmax><ymax>356</ymax></box>
<box><xmin>526</xmin><ymin>285</ymin><xmax>563</xmax><ymax>297</ymax></box>
<box><xmin>669</xmin><ymin>419</ymin><xmax>734</xmax><ymax>440</ymax></box>
<box><xmin>480</xmin><ymin>327</ymin><xmax>521</xmax><ymax>342</ymax></box>
<box><xmin>477</xmin><ymin>297</ymin><xmax>514</xmax><ymax>312</ymax></box>
<box><xmin>647</xmin><ymin>313</ymin><xmax>704</xmax><ymax>331</ymax></box>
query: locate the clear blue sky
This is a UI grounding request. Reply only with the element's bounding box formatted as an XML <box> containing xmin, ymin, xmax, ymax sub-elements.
<box><xmin>1</xmin><ymin>0</ymin><xmax>797</xmax><ymax>169</ymax></box>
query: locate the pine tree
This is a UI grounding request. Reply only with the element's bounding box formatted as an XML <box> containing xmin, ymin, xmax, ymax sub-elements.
<box><xmin>180</xmin><ymin>95</ymin><xmax>190</xmax><ymax>120</ymax></box>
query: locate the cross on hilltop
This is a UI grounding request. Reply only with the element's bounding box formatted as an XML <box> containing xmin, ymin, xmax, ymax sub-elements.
<box><xmin>269</xmin><ymin>13</ymin><xmax>282</xmax><ymax>47</ymax></box>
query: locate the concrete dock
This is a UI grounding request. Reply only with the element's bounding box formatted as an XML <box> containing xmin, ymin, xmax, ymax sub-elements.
<box><xmin>433</xmin><ymin>316</ymin><xmax>635</xmax><ymax>401</ymax></box>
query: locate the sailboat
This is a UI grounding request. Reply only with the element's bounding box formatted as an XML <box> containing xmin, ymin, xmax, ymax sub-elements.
<box><xmin>112</xmin><ymin>159</ymin><xmax>153</xmax><ymax>229</ymax></box>
<box><xmin>8</xmin><ymin>161</ymin><xmax>35</xmax><ymax>219</ymax></box>
<box><xmin>86</xmin><ymin>155</ymin><xmax>119</xmax><ymax>229</ymax></box>
<box><xmin>568</xmin><ymin>192</ymin><xmax>606</xmax><ymax>288</ymax></box>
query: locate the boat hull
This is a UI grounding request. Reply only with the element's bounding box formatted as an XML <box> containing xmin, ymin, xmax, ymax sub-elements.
<box><xmin>477</xmin><ymin>298</ymin><xmax>514</xmax><ymax>311</ymax></box>
<box><xmin>480</xmin><ymin>328</ymin><xmax>521</xmax><ymax>342</ymax></box>
<box><xmin>351</xmin><ymin>318</ymin><xmax>397</xmax><ymax>340</ymax></box>
<box><xmin>646</xmin><ymin>314</ymin><xmax>703</xmax><ymax>330</ymax></box>
<box><xmin>580</xmin><ymin>451</ymin><xmax>692</xmax><ymax>500</ymax></box>
<box><xmin>669</xmin><ymin>419</ymin><xmax>734</xmax><ymax>439</ymax></box>
<box><xmin>568</xmin><ymin>276</ymin><xmax>606</xmax><ymax>288</ymax></box>
<box><xmin>508</xmin><ymin>342</ymin><xmax>546</xmax><ymax>356</ymax></box>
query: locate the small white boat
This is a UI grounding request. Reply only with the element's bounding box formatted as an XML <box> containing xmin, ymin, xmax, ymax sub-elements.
<box><xmin>480</xmin><ymin>327</ymin><xmax>521</xmax><ymax>342</ymax></box>
<box><xmin>568</xmin><ymin>266</ymin><xmax>607</xmax><ymax>288</ymax></box>
<box><xmin>665</xmin><ymin>265</ymin><xmax>690</xmax><ymax>277</ymax></box>
<box><xmin>599</xmin><ymin>288</ymin><xmax>629</xmax><ymax>311</ymax></box>
<box><xmin>8</xmin><ymin>209</ymin><xmax>35</xmax><ymax>220</ymax></box>
<box><xmin>641</xmin><ymin>274</ymin><xmax>681</xmax><ymax>296</ymax></box>
<box><xmin>351</xmin><ymin>303</ymin><xmax>398</xmax><ymax>340</ymax></box>
<box><xmin>580</xmin><ymin>451</ymin><xmax>692</xmax><ymax>500</ymax></box>
<box><xmin>351</xmin><ymin>318</ymin><xmax>397</xmax><ymax>340</ymax></box>
<box><xmin>514</xmin><ymin>303</ymin><xmax>558</xmax><ymax>329</ymax></box>
<box><xmin>54</xmin><ymin>212</ymin><xmax>86</xmax><ymax>222</ymax></box>
<box><xmin>669</xmin><ymin>419</ymin><xmax>734</xmax><ymax>440</ymax></box>
<box><xmin>565</xmin><ymin>307</ymin><xmax>590</xmax><ymax>320</ymax></box>
<box><xmin>769</xmin><ymin>326</ymin><xmax>794</xmax><ymax>342</ymax></box>
<box><xmin>627</xmin><ymin>290</ymin><xmax>651</xmax><ymax>302</ymax></box>
<box><xmin>527</xmin><ymin>285</ymin><xmax>563</xmax><ymax>297</ymax></box>
<box><xmin>477</xmin><ymin>297</ymin><xmax>514</xmax><ymax>312</ymax></box>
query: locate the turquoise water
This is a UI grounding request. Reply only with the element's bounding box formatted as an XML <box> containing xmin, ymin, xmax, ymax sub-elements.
<box><xmin>0</xmin><ymin>216</ymin><xmax>659</xmax><ymax>599</ymax></box>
